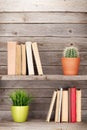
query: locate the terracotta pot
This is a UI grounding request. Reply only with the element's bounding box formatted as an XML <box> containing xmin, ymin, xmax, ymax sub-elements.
<box><xmin>61</xmin><ymin>58</ymin><xmax>80</xmax><ymax>75</ymax></box>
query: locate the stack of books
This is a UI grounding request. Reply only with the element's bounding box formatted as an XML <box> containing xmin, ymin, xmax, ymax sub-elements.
<box><xmin>7</xmin><ymin>41</ymin><xmax>43</xmax><ymax>75</ymax></box>
<box><xmin>46</xmin><ymin>87</ymin><xmax>81</xmax><ymax>123</ymax></box>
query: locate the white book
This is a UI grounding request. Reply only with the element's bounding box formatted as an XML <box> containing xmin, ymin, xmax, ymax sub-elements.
<box><xmin>58</xmin><ymin>88</ymin><xmax>63</xmax><ymax>122</ymax></box>
<box><xmin>32</xmin><ymin>42</ymin><xmax>43</xmax><ymax>75</ymax></box>
<box><xmin>26</xmin><ymin>42</ymin><xmax>34</xmax><ymax>75</ymax></box>
<box><xmin>46</xmin><ymin>91</ymin><xmax>57</xmax><ymax>122</ymax></box>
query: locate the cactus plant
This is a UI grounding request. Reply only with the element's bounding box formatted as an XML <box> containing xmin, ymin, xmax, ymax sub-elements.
<box><xmin>63</xmin><ymin>46</ymin><xmax>79</xmax><ymax>58</ymax></box>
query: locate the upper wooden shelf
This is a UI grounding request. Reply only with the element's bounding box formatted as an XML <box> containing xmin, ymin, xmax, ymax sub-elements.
<box><xmin>0</xmin><ymin>75</ymin><xmax>87</xmax><ymax>81</ymax></box>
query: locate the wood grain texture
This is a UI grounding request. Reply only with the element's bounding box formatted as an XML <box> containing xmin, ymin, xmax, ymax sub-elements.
<box><xmin>1</xmin><ymin>75</ymin><xmax>87</xmax><ymax>81</ymax></box>
<box><xmin>0</xmin><ymin>97</ymin><xmax>87</xmax><ymax>110</ymax></box>
<box><xmin>1</xmin><ymin>51</ymin><xmax>87</xmax><ymax>66</ymax></box>
<box><xmin>0</xmin><ymin>0</ymin><xmax>87</xmax><ymax>12</ymax></box>
<box><xmin>0</xmin><ymin>119</ymin><xmax>87</xmax><ymax>130</ymax></box>
<box><xmin>0</xmin><ymin>80</ymin><xmax>87</xmax><ymax>89</ymax></box>
<box><xmin>1</xmin><ymin>65</ymin><xmax>87</xmax><ymax>75</ymax></box>
<box><xmin>0</xmin><ymin>37</ymin><xmax>87</xmax><ymax>51</ymax></box>
<box><xmin>0</xmin><ymin>12</ymin><xmax>87</xmax><ymax>23</ymax></box>
<box><xmin>0</xmin><ymin>0</ymin><xmax>87</xmax><ymax>123</ymax></box>
<box><xmin>0</xmin><ymin>24</ymin><xmax>86</xmax><ymax>37</ymax></box>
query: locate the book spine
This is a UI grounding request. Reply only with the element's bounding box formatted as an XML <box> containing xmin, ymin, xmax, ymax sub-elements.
<box><xmin>55</xmin><ymin>90</ymin><xmax>59</xmax><ymax>122</ymax></box>
<box><xmin>68</xmin><ymin>88</ymin><xmax>71</xmax><ymax>122</ymax></box>
<box><xmin>76</xmin><ymin>89</ymin><xmax>81</xmax><ymax>122</ymax></box>
<box><xmin>32</xmin><ymin>42</ymin><xmax>43</xmax><ymax>75</ymax></box>
<box><xmin>46</xmin><ymin>91</ymin><xmax>57</xmax><ymax>122</ymax></box>
<box><xmin>61</xmin><ymin>90</ymin><xmax>68</xmax><ymax>122</ymax></box>
<box><xmin>21</xmin><ymin>44</ymin><xmax>26</xmax><ymax>75</ymax></box>
<box><xmin>70</xmin><ymin>88</ymin><xmax>76</xmax><ymax>123</ymax></box>
<box><xmin>15</xmin><ymin>44</ymin><xmax>22</xmax><ymax>75</ymax></box>
<box><xmin>58</xmin><ymin>88</ymin><xmax>63</xmax><ymax>122</ymax></box>
<box><xmin>7</xmin><ymin>42</ymin><xmax>17</xmax><ymax>75</ymax></box>
<box><xmin>26</xmin><ymin>42</ymin><xmax>34</xmax><ymax>75</ymax></box>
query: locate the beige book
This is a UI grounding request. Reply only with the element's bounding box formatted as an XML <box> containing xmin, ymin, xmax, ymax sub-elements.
<box><xmin>46</xmin><ymin>91</ymin><xmax>57</xmax><ymax>122</ymax></box>
<box><xmin>55</xmin><ymin>90</ymin><xmax>60</xmax><ymax>122</ymax></box>
<box><xmin>26</xmin><ymin>42</ymin><xmax>34</xmax><ymax>75</ymax></box>
<box><xmin>61</xmin><ymin>90</ymin><xmax>68</xmax><ymax>122</ymax></box>
<box><xmin>76</xmin><ymin>89</ymin><xmax>81</xmax><ymax>122</ymax></box>
<box><xmin>21</xmin><ymin>44</ymin><xmax>26</xmax><ymax>75</ymax></box>
<box><xmin>7</xmin><ymin>42</ymin><xmax>17</xmax><ymax>75</ymax></box>
<box><xmin>32</xmin><ymin>42</ymin><xmax>43</xmax><ymax>75</ymax></box>
<box><xmin>15</xmin><ymin>44</ymin><xmax>22</xmax><ymax>75</ymax></box>
<box><xmin>58</xmin><ymin>88</ymin><xmax>63</xmax><ymax>122</ymax></box>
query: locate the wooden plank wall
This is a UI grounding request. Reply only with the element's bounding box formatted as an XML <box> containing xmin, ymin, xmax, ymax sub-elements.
<box><xmin>0</xmin><ymin>0</ymin><xmax>87</xmax><ymax>121</ymax></box>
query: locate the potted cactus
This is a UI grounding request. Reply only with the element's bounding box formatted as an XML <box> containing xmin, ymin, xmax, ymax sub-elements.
<box><xmin>10</xmin><ymin>90</ymin><xmax>33</xmax><ymax>122</ymax></box>
<box><xmin>61</xmin><ymin>46</ymin><xmax>80</xmax><ymax>75</ymax></box>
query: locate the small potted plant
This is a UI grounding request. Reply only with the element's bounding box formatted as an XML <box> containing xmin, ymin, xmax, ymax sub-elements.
<box><xmin>61</xmin><ymin>46</ymin><xmax>80</xmax><ymax>75</ymax></box>
<box><xmin>10</xmin><ymin>90</ymin><xmax>33</xmax><ymax>122</ymax></box>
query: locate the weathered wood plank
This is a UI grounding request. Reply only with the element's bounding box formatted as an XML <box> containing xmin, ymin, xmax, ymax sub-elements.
<box><xmin>0</xmin><ymin>65</ymin><xmax>87</xmax><ymax>75</ymax></box>
<box><xmin>0</xmin><ymin>80</ymin><xmax>87</xmax><ymax>89</ymax></box>
<box><xmin>0</xmin><ymin>0</ymin><xmax>87</xmax><ymax>12</ymax></box>
<box><xmin>0</xmin><ymin>12</ymin><xmax>87</xmax><ymax>23</ymax></box>
<box><xmin>0</xmin><ymin>110</ymin><xmax>87</xmax><ymax>121</ymax></box>
<box><xmin>0</xmin><ymin>110</ymin><xmax>86</xmax><ymax>122</ymax></box>
<box><xmin>0</xmin><ymin>24</ymin><xmax>86</xmax><ymax>37</ymax></box>
<box><xmin>0</xmin><ymin>97</ymin><xmax>87</xmax><ymax>111</ymax></box>
<box><xmin>1</xmin><ymin>51</ymin><xmax>87</xmax><ymax>66</ymax></box>
<box><xmin>0</xmin><ymin>37</ymin><xmax>87</xmax><ymax>51</ymax></box>
<box><xmin>0</xmin><ymin>87</ymin><xmax>86</xmax><ymax>98</ymax></box>
<box><xmin>0</xmin><ymin>88</ymin><xmax>55</xmax><ymax>98</ymax></box>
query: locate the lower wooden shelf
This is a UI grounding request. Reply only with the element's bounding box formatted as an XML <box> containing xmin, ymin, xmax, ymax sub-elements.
<box><xmin>0</xmin><ymin>119</ymin><xmax>86</xmax><ymax>130</ymax></box>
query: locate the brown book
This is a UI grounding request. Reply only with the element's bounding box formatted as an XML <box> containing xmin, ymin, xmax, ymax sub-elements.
<box><xmin>15</xmin><ymin>44</ymin><xmax>22</xmax><ymax>75</ymax></box>
<box><xmin>21</xmin><ymin>44</ymin><xmax>26</xmax><ymax>75</ymax></box>
<box><xmin>61</xmin><ymin>90</ymin><xmax>68</xmax><ymax>122</ymax></box>
<box><xmin>32</xmin><ymin>42</ymin><xmax>43</xmax><ymax>75</ymax></box>
<box><xmin>55</xmin><ymin>90</ymin><xmax>60</xmax><ymax>122</ymax></box>
<box><xmin>76</xmin><ymin>89</ymin><xmax>81</xmax><ymax>122</ymax></box>
<box><xmin>7</xmin><ymin>42</ymin><xmax>17</xmax><ymax>75</ymax></box>
<box><xmin>46</xmin><ymin>91</ymin><xmax>57</xmax><ymax>122</ymax></box>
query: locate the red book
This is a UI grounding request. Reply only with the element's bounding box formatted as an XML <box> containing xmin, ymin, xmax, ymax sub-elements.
<box><xmin>70</xmin><ymin>88</ymin><xmax>76</xmax><ymax>123</ymax></box>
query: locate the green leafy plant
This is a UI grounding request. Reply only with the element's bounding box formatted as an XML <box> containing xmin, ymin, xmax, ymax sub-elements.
<box><xmin>63</xmin><ymin>46</ymin><xmax>79</xmax><ymax>58</ymax></box>
<box><xmin>10</xmin><ymin>90</ymin><xmax>33</xmax><ymax>106</ymax></box>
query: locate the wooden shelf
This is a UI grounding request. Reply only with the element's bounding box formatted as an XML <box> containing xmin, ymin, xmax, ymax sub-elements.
<box><xmin>0</xmin><ymin>75</ymin><xmax>87</xmax><ymax>81</ymax></box>
<box><xmin>0</xmin><ymin>120</ymin><xmax>86</xmax><ymax>130</ymax></box>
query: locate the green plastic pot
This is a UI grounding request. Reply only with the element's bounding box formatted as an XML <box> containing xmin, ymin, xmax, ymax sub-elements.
<box><xmin>11</xmin><ymin>106</ymin><xmax>29</xmax><ymax>122</ymax></box>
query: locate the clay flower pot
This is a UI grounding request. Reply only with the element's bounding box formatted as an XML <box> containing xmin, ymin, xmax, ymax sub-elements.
<box><xmin>61</xmin><ymin>58</ymin><xmax>80</xmax><ymax>75</ymax></box>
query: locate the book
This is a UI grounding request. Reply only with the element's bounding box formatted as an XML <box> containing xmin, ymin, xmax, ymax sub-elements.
<box><xmin>32</xmin><ymin>42</ymin><xmax>43</xmax><ymax>75</ymax></box>
<box><xmin>61</xmin><ymin>90</ymin><xmax>68</xmax><ymax>122</ymax></box>
<box><xmin>55</xmin><ymin>90</ymin><xmax>59</xmax><ymax>122</ymax></box>
<box><xmin>26</xmin><ymin>42</ymin><xmax>34</xmax><ymax>75</ymax></box>
<box><xmin>21</xmin><ymin>44</ymin><xmax>26</xmax><ymax>75</ymax></box>
<box><xmin>76</xmin><ymin>89</ymin><xmax>81</xmax><ymax>122</ymax></box>
<box><xmin>7</xmin><ymin>42</ymin><xmax>17</xmax><ymax>75</ymax></box>
<box><xmin>15</xmin><ymin>44</ymin><xmax>22</xmax><ymax>75</ymax></box>
<box><xmin>46</xmin><ymin>91</ymin><xmax>57</xmax><ymax>122</ymax></box>
<box><xmin>70</xmin><ymin>87</ymin><xmax>76</xmax><ymax>123</ymax></box>
<box><xmin>68</xmin><ymin>88</ymin><xmax>71</xmax><ymax>122</ymax></box>
<box><xmin>58</xmin><ymin>88</ymin><xmax>63</xmax><ymax>122</ymax></box>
